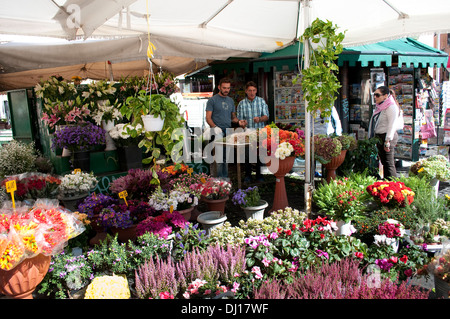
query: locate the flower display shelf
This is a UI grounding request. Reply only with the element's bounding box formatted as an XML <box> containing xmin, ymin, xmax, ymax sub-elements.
<box><xmin>267</xmin><ymin>156</ymin><xmax>295</xmax><ymax>213</ymax></box>
<box><xmin>0</xmin><ymin>254</ymin><xmax>51</xmax><ymax>299</ymax></box>
<box><xmin>323</xmin><ymin>149</ymin><xmax>347</xmax><ymax>183</ymax></box>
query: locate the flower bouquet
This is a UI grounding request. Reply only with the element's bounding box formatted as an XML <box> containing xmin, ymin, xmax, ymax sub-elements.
<box><xmin>1</xmin><ymin>173</ymin><xmax>61</xmax><ymax>201</ymax></box>
<box><xmin>313</xmin><ymin>134</ymin><xmax>342</xmax><ymax>164</ymax></box>
<box><xmin>366</xmin><ymin>180</ymin><xmax>415</xmax><ymax>207</ymax></box>
<box><xmin>0</xmin><ymin>199</ymin><xmax>85</xmax><ymax>270</ymax></box>
<box><xmin>136</xmin><ymin>210</ymin><xmax>188</xmax><ymax>239</ymax></box>
<box><xmin>52</xmin><ymin>122</ymin><xmax>106</xmax><ymax>153</ymax></box>
<box><xmin>409</xmin><ymin>154</ymin><xmax>450</xmax><ymax>182</ymax></box>
<box><xmin>58</xmin><ymin>171</ymin><xmax>98</xmax><ymax>197</ymax></box>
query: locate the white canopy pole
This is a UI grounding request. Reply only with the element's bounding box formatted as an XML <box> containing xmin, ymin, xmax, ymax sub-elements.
<box><xmin>300</xmin><ymin>0</ymin><xmax>313</xmax><ymax>217</ymax></box>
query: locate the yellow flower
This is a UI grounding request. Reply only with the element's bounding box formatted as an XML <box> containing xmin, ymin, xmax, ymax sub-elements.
<box><xmin>84</xmin><ymin>275</ymin><xmax>131</xmax><ymax>299</ymax></box>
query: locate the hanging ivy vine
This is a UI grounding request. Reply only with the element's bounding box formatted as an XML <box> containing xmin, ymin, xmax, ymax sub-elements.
<box><xmin>297</xmin><ymin>18</ymin><xmax>345</xmax><ymax>119</ymax></box>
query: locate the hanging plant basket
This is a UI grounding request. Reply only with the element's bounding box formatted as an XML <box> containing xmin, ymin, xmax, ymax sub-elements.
<box><xmin>142</xmin><ymin>114</ymin><xmax>165</xmax><ymax>132</ymax></box>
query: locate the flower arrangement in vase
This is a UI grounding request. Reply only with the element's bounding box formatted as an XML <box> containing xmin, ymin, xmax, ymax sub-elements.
<box><xmin>373</xmin><ymin>219</ymin><xmax>405</xmax><ymax>253</ymax></box>
<box><xmin>108</xmin><ymin>123</ymin><xmax>144</xmax><ymax>147</ymax></box>
<box><xmin>91</xmin><ymin>100</ymin><xmax>123</xmax><ymax>126</ymax></box>
<box><xmin>260</xmin><ymin>125</ymin><xmax>305</xmax><ymax>159</ymax></box>
<box><xmin>366</xmin><ymin>180</ymin><xmax>415</xmax><ymax>207</ymax></box>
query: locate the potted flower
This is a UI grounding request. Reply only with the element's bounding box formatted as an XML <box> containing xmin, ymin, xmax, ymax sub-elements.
<box><xmin>232</xmin><ymin>186</ymin><xmax>267</xmax><ymax>220</ymax></box>
<box><xmin>427</xmin><ymin>241</ymin><xmax>450</xmax><ymax>299</ymax></box>
<box><xmin>136</xmin><ymin>210</ymin><xmax>189</xmax><ymax>239</ymax></box>
<box><xmin>1</xmin><ymin>173</ymin><xmax>61</xmax><ymax>201</ymax></box>
<box><xmin>58</xmin><ymin>171</ymin><xmax>98</xmax><ymax>211</ymax></box>
<box><xmin>374</xmin><ymin>219</ymin><xmax>405</xmax><ymax>253</ymax></box>
<box><xmin>260</xmin><ymin>125</ymin><xmax>305</xmax><ymax>212</ymax></box>
<box><xmin>52</xmin><ymin>122</ymin><xmax>106</xmax><ymax>171</ymax></box>
<box><xmin>409</xmin><ymin>155</ymin><xmax>450</xmax><ymax>198</ymax></box>
<box><xmin>0</xmin><ymin>199</ymin><xmax>85</xmax><ymax>299</ymax></box>
<box><xmin>313</xmin><ymin>134</ymin><xmax>342</xmax><ymax>164</ymax></box>
<box><xmin>366</xmin><ymin>180</ymin><xmax>415</xmax><ymax>208</ymax></box>
<box><xmin>108</xmin><ymin>123</ymin><xmax>144</xmax><ymax>171</ymax></box>
<box><xmin>193</xmin><ymin>177</ymin><xmax>231</xmax><ymax>233</ymax></box>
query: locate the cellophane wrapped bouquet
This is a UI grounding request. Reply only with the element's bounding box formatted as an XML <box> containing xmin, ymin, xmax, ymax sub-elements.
<box><xmin>0</xmin><ymin>199</ymin><xmax>85</xmax><ymax>270</ymax></box>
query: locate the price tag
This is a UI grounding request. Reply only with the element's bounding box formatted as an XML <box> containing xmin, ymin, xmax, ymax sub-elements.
<box><xmin>170</xmin><ymin>205</ymin><xmax>174</xmax><ymax>213</ymax></box>
<box><xmin>5</xmin><ymin>180</ymin><xmax>16</xmax><ymax>208</ymax></box>
<box><xmin>187</xmin><ymin>168</ymin><xmax>193</xmax><ymax>176</ymax></box>
<box><xmin>200</xmin><ymin>177</ymin><xmax>206</xmax><ymax>184</ymax></box>
<box><xmin>73</xmin><ymin>169</ymin><xmax>81</xmax><ymax>174</ymax></box>
<box><xmin>118</xmin><ymin>190</ymin><xmax>128</xmax><ymax>206</ymax></box>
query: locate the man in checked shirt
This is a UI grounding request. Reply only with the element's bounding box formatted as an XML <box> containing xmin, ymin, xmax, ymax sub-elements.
<box><xmin>236</xmin><ymin>81</ymin><xmax>269</xmax><ymax>183</ymax></box>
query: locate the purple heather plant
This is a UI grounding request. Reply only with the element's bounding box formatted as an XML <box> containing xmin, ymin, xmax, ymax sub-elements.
<box><xmin>109</xmin><ymin>168</ymin><xmax>173</xmax><ymax>200</ymax></box>
<box><xmin>253</xmin><ymin>258</ymin><xmax>430</xmax><ymax>299</ymax></box>
<box><xmin>52</xmin><ymin>122</ymin><xmax>106</xmax><ymax>152</ymax></box>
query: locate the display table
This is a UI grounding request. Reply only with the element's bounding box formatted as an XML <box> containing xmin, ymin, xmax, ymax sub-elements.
<box><xmin>213</xmin><ymin>141</ymin><xmax>249</xmax><ymax>189</ymax></box>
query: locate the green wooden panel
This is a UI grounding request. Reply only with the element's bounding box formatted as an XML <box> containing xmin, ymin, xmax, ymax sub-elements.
<box><xmin>7</xmin><ymin>90</ymin><xmax>33</xmax><ymax>143</ymax></box>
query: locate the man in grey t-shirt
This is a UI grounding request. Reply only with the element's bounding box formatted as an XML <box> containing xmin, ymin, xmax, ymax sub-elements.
<box><xmin>205</xmin><ymin>77</ymin><xmax>239</xmax><ymax>178</ymax></box>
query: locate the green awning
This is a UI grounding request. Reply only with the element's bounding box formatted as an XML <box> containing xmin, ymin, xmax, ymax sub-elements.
<box><xmin>378</xmin><ymin>37</ymin><xmax>448</xmax><ymax>68</ymax></box>
<box><xmin>338</xmin><ymin>42</ymin><xmax>393</xmax><ymax>67</ymax></box>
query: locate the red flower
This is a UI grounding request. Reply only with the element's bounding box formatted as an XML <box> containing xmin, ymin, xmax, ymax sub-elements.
<box><xmin>284</xmin><ymin>229</ymin><xmax>292</xmax><ymax>236</ymax></box>
<box><xmin>400</xmin><ymin>255</ymin><xmax>408</xmax><ymax>263</ymax></box>
<box><xmin>354</xmin><ymin>252</ymin><xmax>364</xmax><ymax>259</ymax></box>
<box><xmin>389</xmin><ymin>256</ymin><xmax>398</xmax><ymax>264</ymax></box>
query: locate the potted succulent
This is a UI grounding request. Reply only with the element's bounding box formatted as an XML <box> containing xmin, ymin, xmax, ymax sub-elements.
<box><xmin>232</xmin><ymin>186</ymin><xmax>267</xmax><ymax>220</ymax></box>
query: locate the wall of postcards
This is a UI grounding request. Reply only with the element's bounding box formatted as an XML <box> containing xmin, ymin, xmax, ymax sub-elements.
<box><xmin>388</xmin><ymin>67</ymin><xmax>420</xmax><ymax>160</ymax></box>
<box><xmin>273</xmin><ymin>71</ymin><xmax>305</xmax><ymax>127</ymax></box>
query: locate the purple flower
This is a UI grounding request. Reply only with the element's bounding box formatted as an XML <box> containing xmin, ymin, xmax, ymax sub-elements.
<box><xmin>375</xmin><ymin>258</ymin><xmax>393</xmax><ymax>272</ymax></box>
<box><xmin>52</xmin><ymin>122</ymin><xmax>106</xmax><ymax>152</ymax></box>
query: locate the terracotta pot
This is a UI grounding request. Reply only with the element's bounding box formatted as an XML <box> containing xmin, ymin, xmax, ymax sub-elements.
<box><xmin>324</xmin><ymin>150</ymin><xmax>347</xmax><ymax>183</ymax></box>
<box><xmin>201</xmin><ymin>196</ymin><xmax>229</xmax><ymax>214</ymax></box>
<box><xmin>267</xmin><ymin>156</ymin><xmax>295</xmax><ymax>213</ymax></box>
<box><xmin>110</xmin><ymin>224</ymin><xmax>137</xmax><ymax>243</ymax></box>
<box><xmin>177</xmin><ymin>206</ymin><xmax>194</xmax><ymax>221</ymax></box>
<box><xmin>0</xmin><ymin>254</ymin><xmax>51</xmax><ymax>299</ymax></box>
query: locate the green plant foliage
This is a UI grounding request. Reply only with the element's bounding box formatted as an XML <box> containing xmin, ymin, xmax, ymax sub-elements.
<box><xmin>298</xmin><ymin>18</ymin><xmax>345</xmax><ymax>118</ymax></box>
<box><xmin>121</xmin><ymin>91</ymin><xmax>185</xmax><ymax>165</ymax></box>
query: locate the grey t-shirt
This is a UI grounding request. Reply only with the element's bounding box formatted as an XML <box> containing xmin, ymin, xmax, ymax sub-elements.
<box><xmin>206</xmin><ymin>94</ymin><xmax>235</xmax><ymax>131</ymax></box>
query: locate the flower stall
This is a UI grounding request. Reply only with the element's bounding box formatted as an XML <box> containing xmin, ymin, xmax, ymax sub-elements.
<box><xmin>0</xmin><ymin>72</ymin><xmax>448</xmax><ymax>303</ymax></box>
